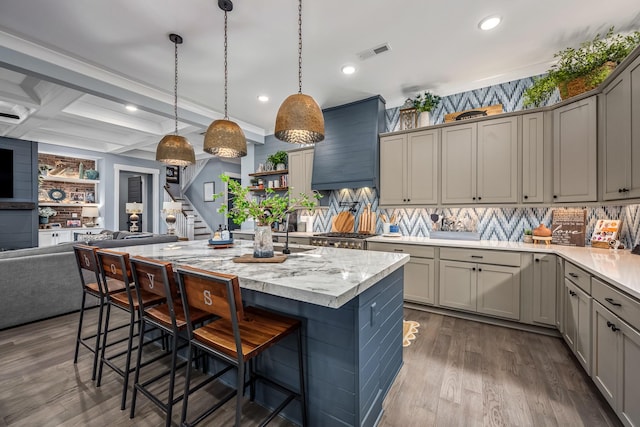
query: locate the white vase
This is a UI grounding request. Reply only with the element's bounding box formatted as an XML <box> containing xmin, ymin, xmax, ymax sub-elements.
<box><xmin>254</xmin><ymin>225</ymin><xmax>274</xmax><ymax>258</ymax></box>
<box><xmin>276</xmin><ymin>163</ymin><xmax>286</xmax><ymax>171</ymax></box>
<box><xmin>418</xmin><ymin>111</ymin><xmax>430</xmax><ymax>127</ymax></box>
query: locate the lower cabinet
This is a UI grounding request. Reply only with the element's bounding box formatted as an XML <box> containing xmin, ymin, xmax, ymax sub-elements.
<box><xmin>38</xmin><ymin>229</ymin><xmax>72</xmax><ymax>247</ymax></box>
<box><xmin>563</xmin><ymin>278</ymin><xmax>592</xmax><ymax>375</ymax></box>
<box><xmin>439</xmin><ymin>257</ymin><xmax>520</xmax><ymax>321</ymax></box>
<box><xmin>367</xmin><ymin>242</ymin><xmax>435</xmax><ymax>305</ymax></box>
<box><xmin>532</xmin><ymin>253</ymin><xmax>557</xmax><ymax>326</ymax></box>
<box><xmin>556</xmin><ymin>256</ymin><xmax>565</xmax><ymax>333</ymax></box>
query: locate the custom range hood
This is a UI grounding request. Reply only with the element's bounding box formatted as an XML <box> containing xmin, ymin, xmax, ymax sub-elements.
<box><xmin>311</xmin><ymin>95</ymin><xmax>386</xmax><ymax>190</ymax></box>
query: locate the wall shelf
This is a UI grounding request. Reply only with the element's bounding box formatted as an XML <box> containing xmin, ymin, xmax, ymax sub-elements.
<box><xmin>249</xmin><ymin>169</ymin><xmax>288</xmax><ymax>177</ymax></box>
<box><xmin>41</xmin><ymin>175</ymin><xmax>100</xmax><ymax>184</ymax></box>
<box><xmin>38</xmin><ymin>202</ymin><xmax>99</xmax><ymax>207</ymax></box>
<box><xmin>249</xmin><ymin>187</ymin><xmax>288</xmax><ymax>192</ymax></box>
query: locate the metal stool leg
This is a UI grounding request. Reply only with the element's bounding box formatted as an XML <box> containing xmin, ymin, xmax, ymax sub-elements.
<box><xmin>129</xmin><ymin>319</ymin><xmax>146</xmax><ymax>419</ymax></box>
<box><xmin>297</xmin><ymin>328</ymin><xmax>308</xmax><ymax>427</ymax></box>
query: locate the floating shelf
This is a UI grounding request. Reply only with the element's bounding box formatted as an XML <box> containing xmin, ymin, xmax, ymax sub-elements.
<box><xmin>249</xmin><ymin>169</ymin><xmax>288</xmax><ymax>177</ymax></box>
<box><xmin>41</xmin><ymin>175</ymin><xmax>100</xmax><ymax>184</ymax></box>
<box><xmin>38</xmin><ymin>202</ymin><xmax>99</xmax><ymax>207</ymax></box>
<box><xmin>249</xmin><ymin>187</ymin><xmax>288</xmax><ymax>192</ymax></box>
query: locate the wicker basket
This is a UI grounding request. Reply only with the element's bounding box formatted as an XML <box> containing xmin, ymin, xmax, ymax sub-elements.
<box><xmin>558</xmin><ymin>61</ymin><xmax>617</xmax><ymax>100</ymax></box>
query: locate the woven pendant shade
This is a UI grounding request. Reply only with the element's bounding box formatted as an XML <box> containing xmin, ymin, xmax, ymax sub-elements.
<box><xmin>274</xmin><ymin>94</ymin><xmax>324</xmax><ymax>144</ymax></box>
<box><xmin>203</xmin><ymin>119</ymin><xmax>247</xmax><ymax>158</ymax></box>
<box><xmin>156</xmin><ymin>134</ymin><xmax>196</xmax><ymax>166</ymax></box>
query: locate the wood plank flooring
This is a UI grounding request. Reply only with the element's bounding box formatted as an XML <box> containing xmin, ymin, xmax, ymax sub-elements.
<box><xmin>0</xmin><ymin>307</ymin><xmax>620</xmax><ymax>426</ymax></box>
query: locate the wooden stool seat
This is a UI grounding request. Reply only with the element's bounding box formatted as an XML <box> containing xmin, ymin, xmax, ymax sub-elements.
<box><xmin>146</xmin><ymin>302</ymin><xmax>210</xmax><ymax>330</ymax></box>
<box><xmin>110</xmin><ymin>288</ymin><xmax>165</xmax><ymax>310</ymax></box>
<box><xmin>193</xmin><ymin>306</ymin><xmax>300</xmax><ymax>362</ymax></box>
<box><xmin>84</xmin><ymin>278</ymin><xmax>127</xmax><ymax>295</ymax></box>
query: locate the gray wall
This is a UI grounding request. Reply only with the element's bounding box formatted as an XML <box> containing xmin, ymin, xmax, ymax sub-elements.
<box><xmin>253</xmin><ymin>135</ymin><xmax>293</xmax><ymax>171</ymax></box>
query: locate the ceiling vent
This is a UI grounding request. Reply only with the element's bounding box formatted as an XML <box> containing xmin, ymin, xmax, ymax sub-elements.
<box><xmin>0</xmin><ymin>101</ymin><xmax>30</xmax><ymax>124</ymax></box>
<box><xmin>357</xmin><ymin>43</ymin><xmax>391</xmax><ymax>61</ymax></box>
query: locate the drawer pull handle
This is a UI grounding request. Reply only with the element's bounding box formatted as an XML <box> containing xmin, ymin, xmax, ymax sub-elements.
<box><xmin>569</xmin><ymin>273</ymin><xmax>578</xmax><ymax>278</ymax></box>
<box><xmin>607</xmin><ymin>321</ymin><xmax>620</xmax><ymax>332</ymax></box>
<box><xmin>605</xmin><ymin>297</ymin><xmax>622</xmax><ymax>307</ymax></box>
<box><xmin>569</xmin><ymin>290</ymin><xmax>577</xmax><ymax>297</ymax></box>
<box><xmin>471</xmin><ymin>255</ymin><xmax>483</xmax><ymax>259</ymax></box>
<box><xmin>535</xmin><ymin>258</ymin><xmax>540</xmax><ymax>262</ymax></box>
<box><xmin>393</xmin><ymin>249</ymin><xmax>404</xmax><ymax>252</ymax></box>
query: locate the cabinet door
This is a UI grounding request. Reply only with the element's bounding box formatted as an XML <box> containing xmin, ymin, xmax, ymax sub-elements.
<box><xmin>404</xmin><ymin>257</ymin><xmax>435</xmax><ymax>305</ymax></box>
<box><xmin>532</xmin><ymin>254</ymin><xmax>557</xmax><ymax>326</ymax></box>
<box><xmin>288</xmin><ymin>148</ymin><xmax>314</xmax><ymax>199</ymax></box>
<box><xmin>629</xmin><ymin>56</ymin><xmax>640</xmax><ymax>200</ymax></box>
<box><xmin>407</xmin><ymin>129</ymin><xmax>438</xmax><ymax>205</ymax></box>
<box><xmin>522</xmin><ymin>112</ymin><xmax>544</xmax><ymax>203</ymax></box>
<box><xmin>618</xmin><ymin>319</ymin><xmax>640</xmax><ymax>426</ymax></box>
<box><xmin>602</xmin><ymin>74</ymin><xmax>631</xmax><ymax>201</ymax></box>
<box><xmin>38</xmin><ymin>231</ymin><xmax>56</xmax><ymax>247</ymax></box>
<box><xmin>302</xmin><ymin>149</ymin><xmax>314</xmax><ymax>198</ymax></box>
<box><xmin>379</xmin><ymin>135</ymin><xmax>406</xmax><ymax>205</ymax></box>
<box><xmin>552</xmin><ymin>96</ymin><xmax>597</xmax><ymax>202</ymax></box>
<box><xmin>439</xmin><ymin>260</ymin><xmax>476</xmax><ymax>312</ymax></box>
<box><xmin>566</xmin><ymin>280</ymin><xmax>592</xmax><ymax>375</ymax></box>
<box><xmin>556</xmin><ymin>257</ymin><xmax>564</xmax><ymax>332</ymax></box>
<box><xmin>442</xmin><ymin>123</ymin><xmax>476</xmax><ymax>204</ymax></box>
<box><xmin>564</xmin><ymin>279</ymin><xmax>578</xmax><ymax>349</ymax></box>
<box><xmin>477</xmin><ymin>117</ymin><xmax>518</xmax><ymax>203</ymax></box>
<box><xmin>476</xmin><ymin>263</ymin><xmax>520</xmax><ymax>320</ymax></box>
<box><xmin>592</xmin><ymin>301</ymin><xmax>619</xmax><ymax>409</ymax></box>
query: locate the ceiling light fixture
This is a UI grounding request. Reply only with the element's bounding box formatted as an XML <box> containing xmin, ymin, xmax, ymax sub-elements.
<box><xmin>258</xmin><ymin>95</ymin><xmax>269</xmax><ymax>102</ymax></box>
<box><xmin>125</xmin><ymin>104</ymin><xmax>138</xmax><ymax>112</ymax></box>
<box><xmin>155</xmin><ymin>33</ymin><xmax>196</xmax><ymax>166</ymax></box>
<box><xmin>341</xmin><ymin>65</ymin><xmax>356</xmax><ymax>75</ymax></box>
<box><xmin>274</xmin><ymin>0</ymin><xmax>324</xmax><ymax>144</ymax></box>
<box><xmin>478</xmin><ymin>15</ymin><xmax>502</xmax><ymax>31</ymax></box>
<box><xmin>203</xmin><ymin>0</ymin><xmax>247</xmax><ymax>158</ymax></box>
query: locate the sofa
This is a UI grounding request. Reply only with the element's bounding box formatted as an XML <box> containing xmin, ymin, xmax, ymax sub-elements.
<box><xmin>0</xmin><ymin>231</ymin><xmax>178</xmax><ymax>330</ymax></box>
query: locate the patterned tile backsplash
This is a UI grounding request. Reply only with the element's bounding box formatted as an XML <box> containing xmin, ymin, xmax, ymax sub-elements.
<box><xmin>311</xmin><ymin>188</ymin><xmax>640</xmax><ymax>249</ymax></box>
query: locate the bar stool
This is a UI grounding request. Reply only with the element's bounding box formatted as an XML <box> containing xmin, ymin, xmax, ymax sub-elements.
<box><xmin>176</xmin><ymin>265</ymin><xmax>308</xmax><ymax>427</ymax></box>
<box><xmin>72</xmin><ymin>244</ymin><xmax>127</xmax><ymax>380</ymax></box>
<box><xmin>128</xmin><ymin>256</ymin><xmax>213</xmax><ymax>427</ymax></box>
<box><xmin>95</xmin><ymin>249</ymin><xmax>165</xmax><ymax>410</ymax></box>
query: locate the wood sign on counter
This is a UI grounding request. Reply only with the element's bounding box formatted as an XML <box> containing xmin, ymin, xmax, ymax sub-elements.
<box><xmin>551</xmin><ymin>209</ymin><xmax>586</xmax><ymax>247</ymax></box>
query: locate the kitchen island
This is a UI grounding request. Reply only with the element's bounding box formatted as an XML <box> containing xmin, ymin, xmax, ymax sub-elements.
<box><xmin>119</xmin><ymin>240</ymin><xmax>409</xmax><ymax>427</ymax></box>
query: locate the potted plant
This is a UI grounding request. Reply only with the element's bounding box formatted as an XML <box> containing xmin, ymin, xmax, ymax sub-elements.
<box><xmin>38</xmin><ymin>206</ymin><xmax>57</xmax><ymax>224</ymax></box>
<box><xmin>523</xmin><ymin>229</ymin><xmax>533</xmax><ymax>244</ymax></box>
<box><xmin>267</xmin><ymin>151</ymin><xmax>289</xmax><ymax>171</ymax></box>
<box><xmin>409</xmin><ymin>91</ymin><xmax>441</xmax><ymax>127</ymax></box>
<box><xmin>523</xmin><ymin>27</ymin><xmax>640</xmax><ymax>108</ymax></box>
<box><xmin>215</xmin><ymin>174</ymin><xmax>320</xmax><ymax>258</ymax></box>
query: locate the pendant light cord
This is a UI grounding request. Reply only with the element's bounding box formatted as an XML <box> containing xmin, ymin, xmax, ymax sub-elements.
<box><xmin>224</xmin><ymin>10</ymin><xmax>229</xmax><ymax>119</ymax></box>
<box><xmin>173</xmin><ymin>38</ymin><xmax>179</xmax><ymax>135</ymax></box>
<box><xmin>298</xmin><ymin>0</ymin><xmax>303</xmax><ymax>94</ymax></box>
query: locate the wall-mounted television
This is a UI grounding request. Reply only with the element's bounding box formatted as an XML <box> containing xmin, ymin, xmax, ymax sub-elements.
<box><xmin>0</xmin><ymin>148</ymin><xmax>14</xmax><ymax>198</ymax></box>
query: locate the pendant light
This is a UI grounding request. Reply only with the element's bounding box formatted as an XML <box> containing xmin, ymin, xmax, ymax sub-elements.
<box><xmin>156</xmin><ymin>33</ymin><xmax>196</xmax><ymax>166</ymax></box>
<box><xmin>203</xmin><ymin>0</ymin><xmax>247</xmax><ymax>158</ymax></box>
<box><xmin>274</xmin><ymin>0</ymin><xmax>324</xmax><ymax>144</ymax></box>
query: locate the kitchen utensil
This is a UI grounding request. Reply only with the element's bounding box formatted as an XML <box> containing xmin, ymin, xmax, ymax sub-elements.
<box><xmin>332</xmin><ymin>211</ymin><xmax>355</xmax><ymax>232</ymax></box>
<box><xmin>358</xmin><ymin>204</ymin><xmax>371</xmax><ymax>233</ymax></box>
<box><xmin>390</xmin><ymin>214</ymin><xmax>396</xmax><ymax>224</ymax></box>
<box><xmin>380</xmin><ymin>214</ymin><xmax>388</xmax><ymax>223</ymax></box>
<box><xmin>430</xmin><ymin>213</ymin><xmax>441</xmax><ymax>230</ymax></box>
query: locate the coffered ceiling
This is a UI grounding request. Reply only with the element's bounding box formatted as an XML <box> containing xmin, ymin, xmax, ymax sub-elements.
<box><xmin>0</xmin><ymin>0</ymin><xmax>639</xmax><ymax>161</ymax></box>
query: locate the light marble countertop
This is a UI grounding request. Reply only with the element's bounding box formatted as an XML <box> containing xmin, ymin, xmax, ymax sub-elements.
<box><xmin>232</xmin><ymin>230</ymin><xmax>316</xmax><ymax>238</ymax></box>
<box><xmin>117</xmin><ymin>239</ymin><xmax>409</xmax><ymax>309</ymax></box>
<box><xmin>367</xmin><ymin>235</ymin><xmax>640</xmax><ymax>301</ymax></box>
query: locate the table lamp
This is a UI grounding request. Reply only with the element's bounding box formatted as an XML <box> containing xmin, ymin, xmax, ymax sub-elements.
<box><xmin>125</xmin><ymin>202</ymin><xmax>143</xmax><ymax>232</ymax></box>
<box><xmin>163</xmin><ymin>201</ymin><xmax>182</xmax><ymax>235</ymax></box>
<box><xmin>81</xmin><ymin>206</ymin><xmax>99</xmax><ymax>227</ymax></box>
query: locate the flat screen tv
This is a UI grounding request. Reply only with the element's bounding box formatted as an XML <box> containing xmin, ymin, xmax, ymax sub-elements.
<box><xmin>0</xmin><ymin>148</ymin><xmax>14</xmax><ymax>198</ymax></box>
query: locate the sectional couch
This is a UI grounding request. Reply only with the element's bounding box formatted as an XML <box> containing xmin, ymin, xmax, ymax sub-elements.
<box><xmin>0</xmin><ymin>231</ymin><xmax>178</xmax><ymax>330</ymax></box>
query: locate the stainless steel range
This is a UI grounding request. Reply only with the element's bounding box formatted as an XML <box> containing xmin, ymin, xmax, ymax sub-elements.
<box><xmin>311</xmin><ymin>232</ymin><xmax>375</xmax><ymax>250</ymax></box>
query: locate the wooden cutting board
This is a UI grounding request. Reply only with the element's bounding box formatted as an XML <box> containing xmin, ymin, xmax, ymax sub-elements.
<box><xmin>358</xmin><ymin>204</ymin><xmax>376</xmax><ymax>234</ymax></box>
<box><xmin>332</xmin><ymin>211</ymin><xmax>355</xmax><ymax>232</ymax></box>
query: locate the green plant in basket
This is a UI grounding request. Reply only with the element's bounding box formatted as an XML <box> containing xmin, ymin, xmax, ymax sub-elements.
<box><xmin>214</xmin><ymin>174</ymin><xmax>320</xmax><ymax>227</ymax></box>
<box><xmin>524</xmin><ymin>229</ymin><xmax>533</xmax><ymax>236</ymax></box>
<box><xmin>267</xmin><ymin>150</ymin><xmax>289</xmax><ymax>168</ymax></box>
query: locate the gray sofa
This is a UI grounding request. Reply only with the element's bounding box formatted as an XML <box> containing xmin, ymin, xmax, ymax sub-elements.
<box><xmin>0</xmin><ymin>231</ymin><xmax>178</xmax><ymax>330</ymax></box>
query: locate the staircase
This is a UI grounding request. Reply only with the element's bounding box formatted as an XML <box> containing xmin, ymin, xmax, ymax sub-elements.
<box><xmin>164</xmin><ymin>183</ymin><xmax>212</xmax><ymax>240</ymax></box>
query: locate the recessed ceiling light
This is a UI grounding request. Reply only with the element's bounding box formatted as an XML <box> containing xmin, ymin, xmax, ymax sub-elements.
<box><xmin>257</xmin><ymin>95</ymin><xmax>269</xmax><ymax>103</ymax></box>
<box><xmin>125</xmin><ymin>104</ymin><xmax>138</xmax><ymax>112</ymax></box>
<box><xmin>341</xmin><ymin>65</ymin><xmax>356</xmax><ymax>75</ymax></box>
<box><xmin>478</xmin><ymin>15</ymin><xmax>501</xmax><ymax>31</ymax></box>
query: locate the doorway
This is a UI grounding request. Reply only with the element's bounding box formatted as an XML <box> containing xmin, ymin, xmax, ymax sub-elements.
<box><xmin>113</xmin><ymin>164</ymin><xmax>160</xmax><ymax>233</ymax></box>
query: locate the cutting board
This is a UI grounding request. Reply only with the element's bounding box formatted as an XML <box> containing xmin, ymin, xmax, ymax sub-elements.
<box><xmin>358</xmin><ymin>204</ymin><xmax>376</xmax><ymax>234</ymax></box>
<box><xmin>332</xmin><ymin>211</ymin><xmax>355</xmax><ymax>232</ymax></box>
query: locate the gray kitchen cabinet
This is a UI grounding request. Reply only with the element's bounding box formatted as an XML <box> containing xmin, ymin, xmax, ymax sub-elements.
<box><xmin>556</xmin><ymin>256</ymin><xmax>565</xmax><ymax>333</ymax></box>
<box><xmin>379</xmin><ymin>128</ymin><xmax>438</xmax><ymax>206</ymax></box>
<box><xmin>552</xmin><ymin>95</ymin><xmax>597</xmax><ymax>202</ymax></box>
<box><xmin>564</xmin><ymin>278</ymin><xmax>592</xmax><ymax>375</ymax></box>
<box><xmin>367</xmin><ymin>242</ymin><xmax>435</xmax><ymax>304</ymax></box>
<box><xmin>521</xmin><ymin>112</ymin><xmax>544</xmax><ymax>203</ymax></box>
<box><xmin>532</xmin><ymin>253</ymin><xmax>557</xmax><ymax>326</ymax></box>
<box><xmin>439</xmin><ymin>260</ymin><xmax>476</xmax><ymax>311</ymax></box>
<box><xmin>602</xmin><ymin>54</ymin><xmax>640</xmax><ymax>201</ymax></box>
<box><xmin>442</xmin><ymin>117</ymin><xmax>518</xmax><ymax>204</ymax></box>
<box><xmin>288</xmin><ymin>148</ymin><xmax>314</xmax><ymax>200</ymax></box>
<box><xmin>476</xmin><ymin>263</ymin><xmax>521</xmax><ymax>320</ymax></box>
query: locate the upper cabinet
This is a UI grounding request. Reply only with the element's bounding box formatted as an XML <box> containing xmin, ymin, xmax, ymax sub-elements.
<box><xmin>602</xmin><ymin>54</ymin><xmax>640</xmax><ymax>200</ymax></box>
<box><xmin>553</xmin><ymin>96</ymin><xmax>597</xmax><ymax>202</ymax></box>
<box><xmin>442</xmin><ymin>116</ymin><xmax>518</xmax><ymax>204</ymax></box>
<box><xmin>379</xmin><ymin>128</ymin><xmax>438</xmax><ymax>206</ymax></box>
<box><xmin>288</xmin><ymin>148</ymin><xmax>314</xmax><ymax>200</ymax></box>
<box><xmin>521</xmin><ymin>112</ymin><xmax>545</xmax><ymax>203</ymax></box>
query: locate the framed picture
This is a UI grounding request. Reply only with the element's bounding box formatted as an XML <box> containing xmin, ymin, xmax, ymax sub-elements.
<box><xmin>49</xmin><ymin>223</ymin><xmax>62</xmax><ymax>229</ymax></box>
<box><xmin>166</xmin><ymin>165</ymin><xmax>179</xmax><ymax>184</ymax></box>
<box><xmin>66</xmin><ymin>219</ymin><xmax>82</xmax><ymax>228</ymax></box>
<box><xmin>69</xmin><ymin>191</ymin><xmax>85</xmax><ymax>203</ymax></box>
<box><xmin>85</xmin><ymin>191</ymin><xmax>95</xmax><ymax>203</ymax></box>
<box><xmin>204</xmin><ymin>182</ymin><xmax>215</xmax><ymax>202</ymax></box>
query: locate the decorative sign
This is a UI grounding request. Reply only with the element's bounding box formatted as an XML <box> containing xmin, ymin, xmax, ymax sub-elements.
<box><xmin>444</xmin><ymin>103</ymin><xmax>503</xmax><ymax>122</ymax></box>
<box><xmin>590</xmin><ymin>219</ymin><xmax>623</xmax><ymax>249</ymax></box>
<box><xmin>166</xmin><ymin>165</ymin><xmax>179</xmax><ymax>184</ymax></box>
<box><xmin>551</xmin><ymin>209</ymin><xmax>586</xmax><ymax>247</ymax></box>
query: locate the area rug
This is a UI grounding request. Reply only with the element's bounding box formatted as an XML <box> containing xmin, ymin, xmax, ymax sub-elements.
<box><xmin>402</xmin><ymin>320</ymin><xmax>420</xmax><ymax>347</ymax></box>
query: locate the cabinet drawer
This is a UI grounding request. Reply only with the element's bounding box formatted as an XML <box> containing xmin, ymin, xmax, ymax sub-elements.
<box><xmin>565</xmin><ymin>262</ymin><xmax>591</xmax><ymax>294</ymax></box>
<box><xmin>367</xmin><ymin>242</ymin><xmax>434</xmax><ymax>258</ymax></box>
<box><xmin>440</xmin><ymin>247</ymin><xmax>520</xmax><ymax>267</ymax></box>
<box><xmin>592</xmin><ymin>277</ymin><xmax>640</xmax><ymax>331</ymax></box>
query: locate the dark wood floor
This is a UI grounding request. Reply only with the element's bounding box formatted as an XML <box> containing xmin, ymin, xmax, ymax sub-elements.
<box><xmin>0</xmin><ymin>307</ymin><xmax>620</xmax><ymax>426</ymax></box>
